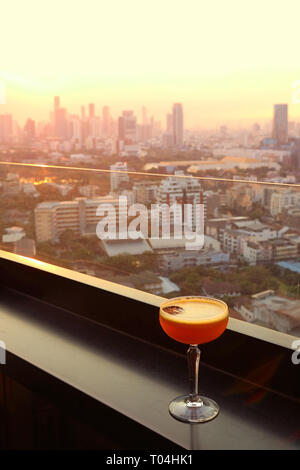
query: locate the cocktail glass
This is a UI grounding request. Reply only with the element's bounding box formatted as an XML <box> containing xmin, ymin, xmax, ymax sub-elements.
<box><xmin>159</xmin><ymin>296</ymin><xmax>228</xmax><ymax>423</ymax></box>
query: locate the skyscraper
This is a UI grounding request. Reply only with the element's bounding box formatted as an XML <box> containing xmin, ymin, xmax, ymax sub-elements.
<box><xmin>54</xmin><ymin>96</ymin><xmax>60</xmax><ymax>111</ymax></box>
<box><xmin>142</xmin><ymin>106</ymin><xmax>148</xmax><ymax>125</ymax></box>
<box><xmin>88</xmin><ymin>103</ymin><xmax>95</xmax><ymax>118</ymax></box>
<box><xmin>55</xmin><ymin>108</ymin><xmax>68</xmax><ymax>139</ymax></box>
<box><xmin>166</xmin><ymin>113</ymin><xmax>173</xmax><ymax>133</ymax></box>
<box><xmin>102</xmin><ymin>106</ymin><xmax>110</xmax><ymax>136</ymax></box>
<box><xmin>86</xmin><ymin>103</ymin><xmax>100</xmax><ymax>138</ymax></box>
<box><xmin>23</xmin><ymin>118</ymin><xmax>36</xmax><ymax>142</ymax></box>
<box><xmin>0</xmin><ymin>114</ymin><xmax>13</xmax><ymax>143</ymax></box>
<box><xmin>53</xmin><ymin>96</ymin><xmax>68</xmax><ymax>139</ymax></box>
<box><xmin>172</xmin><ymin>103</ymin><xmax>184</xmax><ymax>147</ymax></box>
<box><xmin>118</xmin><ymin>111</ymin><xmax>137</xmax><ymax>143</ymax></box>
<box><xmin>69</xmin><ymin>115</ymin><xmax>82</xmax><ymax>142</ymax></box>
<box><xmin>272</xmin><ymin>104</ymin><xmax>288</xmax><ymax>145</ymax></box>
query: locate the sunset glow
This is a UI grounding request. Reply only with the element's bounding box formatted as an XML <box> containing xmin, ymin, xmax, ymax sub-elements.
<box><xmin>1</xmin><ymin>0</ymin><xmax>300</xmax><ymax>127</ymax></box>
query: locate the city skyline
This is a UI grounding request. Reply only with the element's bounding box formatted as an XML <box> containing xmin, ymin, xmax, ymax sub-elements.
<box><xmin>1</xmin><ymin>1</ymin><xmax>300</xmax><ymax>127</ymax></box>
<box><xmin>2</xmin><ymin>95</ymin><xmax>300</xmax><ymax>155</ymax></box>
<box><xmin>2</xmin><ymin>90</ymin><xmax>300</xmax><ymax>131</ymax></box>
<box><xmin>0</xmin><ymin>97</ymin><xmax>297</xmax><ymax>134</ymax></box>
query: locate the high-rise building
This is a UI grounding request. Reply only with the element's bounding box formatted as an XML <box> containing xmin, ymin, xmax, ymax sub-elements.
<box><xmin>54</xmin><ymin>96</ymin><xmax>60</xmax><ymax>111</ymax></box>
<box><xmin>172</xmin><ymin>103</ymin><xmax>184</xmax><ymax>146</ymax></box>
<box><xmin>166</xmin><ymin>113</ymin><xmax>173</xmax><ymax>133</ymax></box>
<box><xmin>0</xmin><ymin>114</ymin><xmax>13</xmax><ymax>143</ymax></box>
<box><xmin>142</xmin><ymin>106</ymin><xmax>148</xmax><ymax>125</ymax></box>
<box><xmin>272</xmin><ymin>104</ymin><xmax>288</xmax><ymax>145</ymax></box>
<box><xmin>53</xmin><ymin>96</ymin><xmax>68</xmax><ymax>139</ymax></box>
<box><xmin>291</xmin><ymin>138</ymin><xmax>300</xmax><ymax>169</ymax></box>
<box><xmin>151</xmin><ymin>120</ymin><xmax>162</xmax><ymax>138</ymax></box>
<box><xmin>156</xmin><ymin>176</ymin><xmax>206</xmax><ymax>231</ymax></box>
<box><xmin>55</xmin><ymin>108</ymin><xmax>68</xmax><ymax>139</ymax></box>
<box><xmin>69</xmin><ymin>115</ymin><xmax>82</xmax><ymax>142</ymax></box>
<box><xmin>90</xmin><ymin>117</ymin><xmax>101</xmax><ymax>138</ymax></box>
<box><xmin>23</xmin><ymin>118</ymin><xmax>36</xmax><ymax>142</ymax></box>
<box><xmin>163</xmin><ymin>113</ymin><xmax>174</xmax><ymax>147</ymax></box>
<box><xmin>102</xmin><ymin>106</ymin><xmax>110</xmax><ymax>136</ymax></box>
<box><xmin>89</xmin><ymin>103</ymin><xmax>95</xmax><ymax>118</ymax></box>
<box><xmin>118</xmin><ymin>111</ymin><xmax>137</xmax><ymax>143</ymax></box>
<box><xmin>137</xmin><ymin>124</ymin><xmax>152</xmax><ymax>142</ymax></box>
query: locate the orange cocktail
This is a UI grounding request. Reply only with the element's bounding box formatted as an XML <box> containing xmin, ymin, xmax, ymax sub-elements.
<box><xmin>159</xmin><ymin>296</ymin><xmax>229</xmax><ymax>423</ymax></box>
<box><xmin>159</xmin><ymin>296</ymin><xmax>228</xmax><ymax>345</ymax></box>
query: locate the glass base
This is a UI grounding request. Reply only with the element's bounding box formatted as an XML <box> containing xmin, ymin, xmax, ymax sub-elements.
<box><xmin>169</xmin><ymin>395</ymin><xmax>219</xmax><ymax>423</ymax></box>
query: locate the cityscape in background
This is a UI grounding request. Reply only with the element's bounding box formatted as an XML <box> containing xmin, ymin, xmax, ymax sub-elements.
<box><xmin>0</xmin><ymin>98</ymin><xmax>300</xmax><ymax>159</ymax></box>
<box><xmin>0</xmin><ymin>97</ymin><xmax>300</xmax><ymax>337</ymax></box>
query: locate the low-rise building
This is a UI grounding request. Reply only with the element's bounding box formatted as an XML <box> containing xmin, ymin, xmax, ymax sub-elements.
<box><xmin>2</xmin><ymin>226</ymin><xmax>25</xmax><ymax>243</ymax></box>
<box><xmin>188</xmin><ymin>156</ymin><xmax>281</xmax><ymax>173</ymax></box>
<box><xmin>101</xmin><ymin>238</ymin><xmax>152</xmax><ymax>257</ymax></box>
<box><xmin>23</xmin><ymin>182</ymin><xmax>39</xmax><ymax>197</ymax></box>
<box><xmin>235</xmin><ymin>290</ymin><xmax>300</xmax><ymax>334</ymax></box>
<box><xmin>14</xmin><ymin>238</ymin><xmax>36</xmax><ymax>257</ymax></box>
<box><xmin>222</xmin><ymin>219</ymin><xmax>280</xmax><ymax>253</ymax></box>
<box><xmin>241</xmin><ymin>240</ymin><xmax>272</xmax><ymax>265</ymax></box>
<box><xmin>201</xmin><ymin>279</ymin><xmax>240</xmax><ymax>298</ymax></box>
<box><xmin>206</xmin><ymin>216</ymin><xmax>249</xmax><ymax>241</ymax></box>
<box><xmin>266</xmin><ymin>238</ymin><xmax>298</xmax><ymax>261</ymax></box>
<box><xmin>159</xmin><ymin>249</ymin><xmax>230</xmax><ymax>273</ymax></box>
<box><xmin>270</xmin><ymin>190</ymin><xmax>300</xmax><ymax>217</ymax></box>
<box><xmin>78</xmin><ymin>185</ymin><xmax>99</xmax><ymax>198</ymax></box>
<box><xmin>2</xmin><ymin>173</ymin><xmax>21</xmax><ymax>195</ymax></box>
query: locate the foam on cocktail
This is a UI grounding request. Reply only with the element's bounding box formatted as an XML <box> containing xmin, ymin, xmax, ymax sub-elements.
<box><xmin>161</xmin><ymin>298</ymin><xmax>228</xmax><ymax>324</ymax></box>
<box><xmin>159</xmin><ymin>297</ymin><xmax>228</xmax><ymax>344</ymax></box>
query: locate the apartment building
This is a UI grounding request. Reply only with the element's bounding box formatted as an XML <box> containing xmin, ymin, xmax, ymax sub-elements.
<box><xmin>270</xmin><ymin>190</ymin><xmax>300</xmax><ymax>217</ymax></box>
<box><xmin>205</xmin><ymin>216</ymin><xmax>249</xmax><ymax>241</ymax></box>
<box><xmin>35</xmin><ymin>196</ymin><xmax>121</xmax><ymax>243</ymax></box>
<box><xmin>159</xmin><ymin>249</ymin><xmax>230</xmax><ymax>273</ymax></box>
<box><xmin>241</xmin><ymin>237</ymin><xmax>298</xmax><ymax>265</ymax></box>
<box><xmin>222</xmin><ymin>219</ymin><xmax>282</xmax><ymax>255</ymax></box>
<box><xmin>266</xmin><ymin>238</ymin><xmax>298</xmax><ymax>261</ymax></box>
<box><xmin>133</xmin><ymin>181</ymin><xmax>158</xmax><ymax>205</ymax></box>
<box><xmin>156</xmin><ymin>176</ymin><xmax>206</xmax><ymax>232</ymax></box>
<box><xmin>241</xmin><ymin>240</ymin><xmax>273</xmax><ymax>265</ymax></box>
<box><xmin>110</xmin><ymin>161</ymin><xmax>129</xmax><ymax>192</ymax></box>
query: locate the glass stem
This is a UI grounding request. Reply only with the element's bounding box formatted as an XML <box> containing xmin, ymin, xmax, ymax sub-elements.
<box><xmin>187</xmin><ymin>344</ymin><xmax>202</xmax><ymax>405</ymax></box>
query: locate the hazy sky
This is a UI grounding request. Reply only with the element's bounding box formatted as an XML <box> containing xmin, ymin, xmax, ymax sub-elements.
<box><xmin>1</xmin><ymin>0</ymin><xmax>300</xmax><ymax>128</ymax></box>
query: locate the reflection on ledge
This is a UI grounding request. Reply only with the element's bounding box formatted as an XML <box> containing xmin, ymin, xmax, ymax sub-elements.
<box><xmin>0</xmin><ymin>258</ymin><xmax>299</xmax><ymax>449</ymax></box>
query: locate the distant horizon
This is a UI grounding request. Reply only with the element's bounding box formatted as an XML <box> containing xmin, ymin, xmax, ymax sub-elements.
<box><xmin>2</xmin><ymin>1</ymin><xmax>300</xmax><ymax>129</ymax></box>
<box><xmin>0</xmin><ymin>94</ymin><xmax>295</xmax><ymax>131</ymax></box>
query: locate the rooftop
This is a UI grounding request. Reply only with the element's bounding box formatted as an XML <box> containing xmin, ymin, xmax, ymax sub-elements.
<box><xmin>101</xmin><ymin>238</ymin><xmax>152</xmax><ymax>257</ymax></box>
<box><xmin>252</xmin><ymin>292</ymin><xmax>300</xmax><ymax>321</ymax></box>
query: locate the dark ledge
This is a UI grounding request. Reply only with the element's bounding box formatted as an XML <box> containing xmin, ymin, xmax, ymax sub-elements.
<box><xmin>0</xmin><ymin>251</ymin><xmax>299</xmax><ymax>449</ymax></box>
